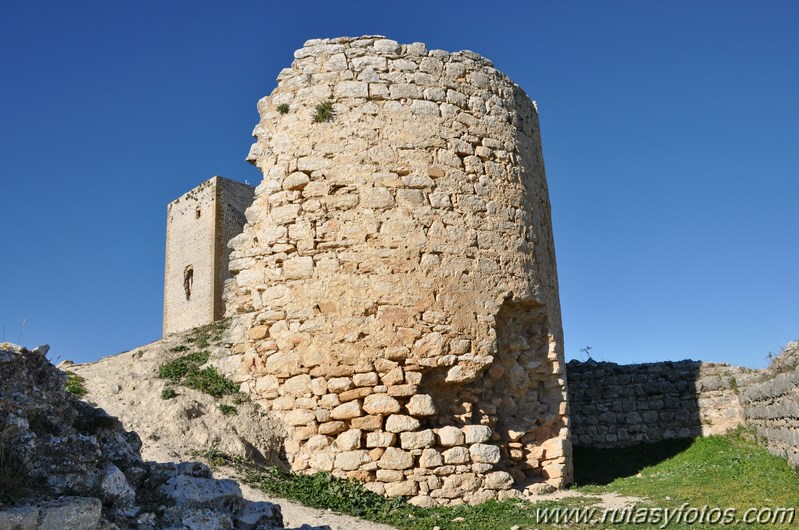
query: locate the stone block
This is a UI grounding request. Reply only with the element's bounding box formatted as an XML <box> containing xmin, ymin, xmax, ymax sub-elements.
<box><xmin>463</xmin><ymin>425</ymin><xmax>492</xmax><ymax>444</ymax></box>
<box><xmin>338</xmin><ymin>387</ymin><xmax>372</xmax><ymax>402</ymax></box>
<box><xmin>351</xmin><ymin>414</ymin><xmax>383</xmax><ymax>431</ymax></box>
<box><xmin>336</xmin><ymin>429</ymin><xmax>363</xmax><ymax>451</ymax></box>
<box><xmin>400</xmin><ymin>429</ymin><xmax>436</xmax><ymax>449</ymax></box>
<box><xmin>442</xmin><ymin>447</ymin><xmax>470</xmax><ymax>464</ymax></box>
<box><xmin>419</xmin><ymin>448</ymin><xmax>443</xmax><ymax>468</ymax></box>
<box><xmin>353</xmin><ymin>372</ymin><xmax>379</xmax><ymax>387</ymax></box>
<box><xmin>363</xmin><ymin>394</ymin><xmax>402</xmax><ymax>415</ymax></box>
<box><xmin>436</xmin><ymin>426</ymin><xmax>465</xmax><ymax>446</ymax></box>
<box><xmin>469</xmin><ymin>443</ymin><xmax>501</xmax><ymax>464</ymax></box>
<box><xmin>283</xmin><ymin>172</ymin><xmax>310</xmax><ymax>191</ymax></box>
<box><xmin>284</xmin><ymin>256</ymin><xmax>314</xmax><ymax>279</ymax></box>
<box><xmin>318</xmin><ymin>421</ymin><xmax>347</xmax><ymax>435</ymax></box>
<box><xmin>379</xmin><ymin>447</ymin><xmax>415</xmax><ymax>470</ymax></box>
<box><xmin>335</xmin><ymin>450</ymin><xmax>371</xmax><ymax>471</ymax></box>
<box><xmin>385</xmin><ymin>480</ymin><xmax>419</xmax><ymax>497</ymax></box>
<box><xmin>406</xmin><ymin>394</ymin><xmax>436</xmax><ymax>416</ymax></box>
<box><xmin>366</xmin><ymin>431</ymin><xmax>395</xmax><ymax>448</ymax></box>
<box><xmin>385</xmin><ymin>414</ymin><xmax>421</xmax><ymax>433</ymax></box>
<box><xmin>331</xmin><ymin>401</ymin><xmax>362</xmax><ymax>420</ymax></box>
<box><xmin>484</xmin><ymin>471</ymin><xmax>514</xmax><ymax>490</ymax></box>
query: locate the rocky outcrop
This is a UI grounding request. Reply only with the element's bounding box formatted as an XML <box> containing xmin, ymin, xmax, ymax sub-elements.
<box><xmin>0</xmin><ymin>342</ymin><xmax>328</xmax><ymax>530</ymax></box>
<box><xmin>66</xmin><ymin>325</ymin><xmax>286</xmax><ymax>467</ymax></box>
<box><xmin>224</xmin><ymin>35</ymin><xmax>570</xmax><ymax>505</ymax></box>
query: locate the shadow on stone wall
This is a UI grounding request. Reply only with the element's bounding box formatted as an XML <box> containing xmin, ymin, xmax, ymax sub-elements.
<box><xmin>567</xmin><ymin>359</ymin><xmax>749</xmax><ymax>450</ymax></box>
<box><xmin>567</xmin><ymin>360</ymin><xmax>704</xmax><ymax>448</ymax></box>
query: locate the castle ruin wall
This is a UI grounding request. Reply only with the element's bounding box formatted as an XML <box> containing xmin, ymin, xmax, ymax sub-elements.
<box><xmin>739</xmin><ymin>353</ymin><xmax>799</xmax><ymax>466</ymax></box>
<box><xmin>223</xmin><ymin>36</ymin><xmax>571</xmax><ymax>505</ymax></box>
<box><xmin>567</xmin><ymin>360</ymin><xmax>753</xmax><ymax>448</ymax></box>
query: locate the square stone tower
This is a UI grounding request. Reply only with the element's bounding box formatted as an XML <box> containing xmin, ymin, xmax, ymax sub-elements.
<box><xmin>163</xmin><ymin>176</ymin><xmax>254</xmax><ymax>335</ymax></box>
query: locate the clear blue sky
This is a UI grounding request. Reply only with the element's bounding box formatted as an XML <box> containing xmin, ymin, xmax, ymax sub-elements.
<box><xmin>2</xmin><ymin>1</ymin><xmax>797</xmax><ymax>368</ymax></box>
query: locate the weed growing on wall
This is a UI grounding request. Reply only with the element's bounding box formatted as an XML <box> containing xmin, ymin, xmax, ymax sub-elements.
<box><xmin>312</xmin><ymin>100</ymin><xmax>335</xmax><ymax>123</ymax></box>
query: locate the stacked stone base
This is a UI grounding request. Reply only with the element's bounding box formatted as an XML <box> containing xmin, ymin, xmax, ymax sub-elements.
<box><xmin>232</xmin><ymin>346</ymin><xmax>569</xmax><ymax>505</ymax></box>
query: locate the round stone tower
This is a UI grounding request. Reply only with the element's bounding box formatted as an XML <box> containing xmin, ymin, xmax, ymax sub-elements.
<box><xmin>224</xmin><ymin>36</ymin><xmax>571</xmax><ymax>504</ymax></box>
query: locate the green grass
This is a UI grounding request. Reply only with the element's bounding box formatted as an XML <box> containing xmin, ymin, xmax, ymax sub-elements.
<box><xmin>577</xmin><ymin>429</ymin><xmax>799</xmax><ymax>512</ymax></box>
<box><xmin>203</xmin><ymin>430</ymin><xmax>799</xmax><ymax>529</ymax></box>
<box><xmin>206</xmin><ymin>448</ymin><xmax>599</xmax><ymax>530</ymax></box>
<box><xmin>219</xmin><ymin>404</ymin><xmax>238</xmax><ymax>416</ymax></box>
<box><xmin>65</xmin><ymin>371</ymin><xmax>87</xmax><ymax>398</ymax></box>
<box><xmin>161</xmin><ymin>388</ymin><xmax>177</xmax><ymax>400</ymax></box>
<box><xmin>157</xmin><ymin>350</ymin><xmax>238</xmax><ymax>398</ymax></box>
<box><xmin>158</xmin><ymin>351</ymin><xmax>210</xmax><ymax>381</ymax></box>
<box><xmin>183</xmin><ymin>367</ymin><xmax>239</xmax><ymax>397</ymax></box>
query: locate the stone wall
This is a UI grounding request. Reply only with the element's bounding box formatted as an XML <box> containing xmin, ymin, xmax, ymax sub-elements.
<box><xmin>567</xmin><ymin>360</ymin><xmax>753</xmax><ymax>448</ymax></box>
<box><xmin>739</xmin><ymin>343</ymin><xmax>799</xmax><ymax>466</ymax></box>
<box><xmin>223</xmin><ymin>35</ymin><xmax>570</xmax><ymax>505</ymax></box>
<box><xmin>214</xmin><ymin>177</ymin><xmax>256</xmax><ymax>320</ymax></box>
<box><xmin>164</xmin><ymin>176</ymin><xmax>253</xmax><ymax>335</ymax></box>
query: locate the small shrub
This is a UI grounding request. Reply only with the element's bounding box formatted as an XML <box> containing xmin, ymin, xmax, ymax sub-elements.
<box><xmin>161</xmin><ymin>388</ymin><xmax>177</xmax><ymax>400</ymax></box>
<box><xmin>183</xmin><ymin>367</ymin><xmax>239</xmax><ymax>398</ymax></box>
<box><xmin>219</xmin><ymin>404</ymin><xmax>238</xmax><ymax>416</ymax></box>
<box><xmin>169</xmin><ymin>345</ymin><xmax>189</xmax><ymax>353</ymax></box>
<box><xmin>312</xmin><ymin>100</ymin><xmax>335</xmax><ymax>123</ymax></box>
<box><xmin>203</xmin><ymin>448</ymin><xmax>236</xmax><ymax>466</ymax></box>
<box><xmin>276</xmin><ymin>103</ymin><xmax>290</xmax><ymax>114</ymax></box>
<box><xmin>65</xmin><ymin>371</ymin><xmax>87</xmax><ymax>398</ymax></box>
<box><xmin>158</xmin><ymin>351</ymin><xmax>210</xmax><ymax>381</ymax></box>
<box><xmin>158</xmin><ymin>351</ymin><xmax>238</xmax><ymax>399</ymax></box>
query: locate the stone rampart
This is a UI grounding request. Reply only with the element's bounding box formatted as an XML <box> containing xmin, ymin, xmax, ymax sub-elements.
<box><xmin>223</xmin><ymin>35</ymin><xmax>570</xmax><ymax>505</ymax></box>
<box><xmin>739</xmin><ymin>344</ymin><xmax>799</xmax><ymax>465</ymax></box>
<box><xmin>567</xmin><ymin>360</ymin><xmax>753</xmax><ymax>447</ymax></box>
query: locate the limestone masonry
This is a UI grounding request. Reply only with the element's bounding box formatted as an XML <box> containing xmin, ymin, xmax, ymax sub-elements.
<box><xmin>568</xmin><ymin>360</ymin><xmax>755</xmax><ymax>448</ymax></box>
<box><xmin>164</xmin><ymin>176</ymin><xmax>254</xmax><ymax>335</ymax></box>
<box><xmin>221</xmin><ymin>35</ymin><xmax>571</xmax><ymax>504</ymax></box>
<box><xmin>568</xmin><ymin>353</ymin><xmax>799</xmax><ymax>467</ymax></box>
<box><xmin>739</xmin><ymin>343</ymin><xmax>799</xmax><ymax>466</ymax></box>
